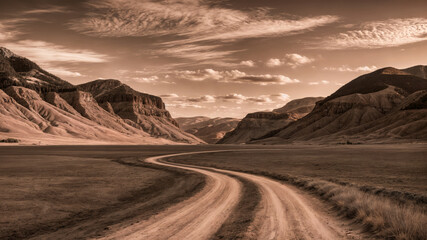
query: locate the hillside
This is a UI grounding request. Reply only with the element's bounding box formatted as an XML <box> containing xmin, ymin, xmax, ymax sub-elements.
<box><xmin>218</xmin><ymin>97</ymin><xmax>322</xmax><ymax>144</ymax></box>
<box><xmin>176</xmin><ymin>117</ymin><xmax>240</xmax><ymax>143</ymax></box>
<box><xmin>252</xmin><ymin>66</ymin><xmax>427</xmax><ymax>144</ymax></box>
<box><xmin>0</xmin><ymin>47</ymin><xmax>203</xmax><ymax>145</ymax></box>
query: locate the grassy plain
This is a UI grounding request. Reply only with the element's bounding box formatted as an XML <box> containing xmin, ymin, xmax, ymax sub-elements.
<box><xmin>1</xmin><ymin>144</ymin><xmax>425</xmax><ymax>239</ymax></box>
<box><xmin>0</xmin><ymin>145</ymin><xmax>212</xmax><ymax>239</ymax></box>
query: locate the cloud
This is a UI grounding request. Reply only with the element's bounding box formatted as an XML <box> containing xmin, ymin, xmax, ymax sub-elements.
<box><xmin>323</xmin><ymin>65</ymin><xmax>377</xmax><ymax>72</ymax></box>
<box><xmin>160</xmin><ymin>93</ymin><xmax>180</xmax><ymax>98</ymax></box>
<box><xmin>240</xmin><ymin>60</ymin><xmax>255</xmax><ymax>67</ymax></box>
<box><xmin>233</xmin><ymin>74</ymin><xmax>300</xmax><ymax>85</ymax></box>
<box><xmin>317</xmin><ymin>18</ymin><xmax>427</xmax><ymax>49</ymax></box>
<box><xmin>71</xmin><ymin>0</ymin><xmax>338</xmax><ymax>40</ymax></box>
<box><xmin>164</xmin><ymin>92</ymin><xmax>292</xmax><ymax>106</ymax></box>
<box><xmin>266</xmin><ymin>53</ymin><xmax>314</xmax><ymax>68</ymax></box>
<box><xmin>132</xmin><ymin>75</ymin><xmax>159</xmax><ymax>83</ymax></box>
<box><xmin>0</xmin><ymin>19</ymin><xmax>32</xmax><ymax>41</ymax></box>
<box><xmin>173</xmin><ymin>68</ymin><xmax>299</xmax><ymax>85</ymax></box>
<box><xmin>22</xmin><ymin>6</ymin><xmax>69</xmax><ymax>15</ymax></box>
<box><xmin>270</xmin><ymin>93</ymin><xmax>291</xmax><ymax>102</ymax></box>
<box><xmin>3</xmin><ymin>40</ymin><xmax>109</xmax><ymax>64</ymax></box>
<box><xmin>166</xmin><ymin>103</ymin><xmax>203</xmax><ymax>109</ymax></box>
<box><xmin>217</xmin><ymin>93</ymin><xmax>291</xmax><ymax>105</ymax></box>
<box><xmin>266</xmin><ymin>58</ymin><xmax>283</xmax><ymax>67</ymax></box>
<box><xmin>186</xmin><ymin>95</ymin><xmax>216</xmax><ymax>103</ymax></box>
<box><xmin>308</xmin><ymin>80</ymin><xmax>330</xmax><ymax>85</ymax></box>
<box><xmin>69</xmin><ymin>0</ymin><xmax>338</xmax><ymax>63</ymax></box>
<box><xmin>46</xmin><ymin>67</ymin><xmax>82</xmax><ymax>77</ymax></box>
<box><xmin>284</xmin><ymin>53</ymin><xmax>314</xmax><ymax>67</ymax></box>
<box><xmin>152</xmin><ymin>44</ymin><xmax>239</xmax><ymax>62</ymax></box>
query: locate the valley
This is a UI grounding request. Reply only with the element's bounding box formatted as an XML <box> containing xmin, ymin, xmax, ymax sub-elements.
<box><xmin>1</xmin><ymin>145</ymin><xmax>425</xmax><ymax>239</ymax></box>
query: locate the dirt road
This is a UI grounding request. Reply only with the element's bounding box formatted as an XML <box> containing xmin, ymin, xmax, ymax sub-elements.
<box><xmin>100</xmin><ymin>150</ymin><xmax>360</xmax><ymax>240</ymax></box>
<box><xmin>100</xmin><ymin>151</ymin><xmax>242</xmax><ymax>240</ymax></box>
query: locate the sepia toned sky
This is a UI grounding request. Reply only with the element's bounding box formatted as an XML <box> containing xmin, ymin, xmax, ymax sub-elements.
<box><xmin>1</xmin><ymin>0</ymin><xmax>426</xmax><ymax>118</ymax></box>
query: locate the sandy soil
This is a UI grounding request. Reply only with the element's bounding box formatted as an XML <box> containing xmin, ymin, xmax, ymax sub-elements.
<box><xmin>102</xmin><ymin>150</ymin><xmax>362</xmax><ymax>240</ymax></box>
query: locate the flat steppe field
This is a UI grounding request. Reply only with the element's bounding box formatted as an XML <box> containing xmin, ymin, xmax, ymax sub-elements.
<box><xmin>0</xmin><ymin>144</ymin><xmax>426</xmax><ymax>239</ymax></box>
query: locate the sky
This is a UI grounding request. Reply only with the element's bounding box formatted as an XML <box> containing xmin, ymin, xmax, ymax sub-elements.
<box><xmin>0</xmin><ymin>0</ymin><xmax>426</xmax><ymax>118</ymax></box>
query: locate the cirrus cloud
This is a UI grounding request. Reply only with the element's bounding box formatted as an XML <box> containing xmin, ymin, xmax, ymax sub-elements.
<box><xmin>317</xmin><ymin>18</ymin><xmax>427</xmax><ymax>49</ymax></box>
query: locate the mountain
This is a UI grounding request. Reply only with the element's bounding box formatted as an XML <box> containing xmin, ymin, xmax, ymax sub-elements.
<box><xmin>0</xmin><ymin>47</ymin><xmax>203</xmax><ymax>145</ymax></box>
<box><xmin>0</xmin><ymin>47</ymin><xmax>73</xmax><ymax>91</ymax></box>
<box><xmin>217</xmin><ymin>97</ymin><xmax>323</xmax><ymax>144</ymax></box>
<box><xmin>176</xmin><ymin>117</ymin><xmax>240</xmax><ymax>143</ymax></box>
<box><xmin>78</xmin><ymin>80</ymin><xmax>201</xmax><ymax>143</ymax></box>
<box><xmin>251</xmin><ymin>66</ymin><xmax>427</xmax><ymax>144</ymax></box>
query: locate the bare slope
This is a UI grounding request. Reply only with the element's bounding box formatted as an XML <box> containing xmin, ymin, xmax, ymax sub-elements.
<box><xmin>0</xmin><ymin>87</ymin><xmax>175</xmax><ymax>144</ymax></box>
<box><xmin>218</xmin><ymin>97</ymin><xmax>322</xmax><ymax>144</ymax></box>
<box><xmin>253</xmin><ymin>66</ymin><xmax>427</xmax><ymax>143</ymax></box>
<box><xmin>176</xmin><ymin>116</ymin><xmax>240</xmax><ymax>143</ymax></box>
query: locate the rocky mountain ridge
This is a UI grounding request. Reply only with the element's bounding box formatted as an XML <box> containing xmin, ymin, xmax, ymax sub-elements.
<box><xmin>0</xmin><ymin>47</ymin><xmax>203</xmax><ymax>144</ymax></box>
<box><xmin>250</xmin><ymin>66</ymin><xmax>427</xmax><ymax>144</ymax></box>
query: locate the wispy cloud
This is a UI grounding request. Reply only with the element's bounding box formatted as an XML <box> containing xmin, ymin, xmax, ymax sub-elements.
<box><xmin>71</xmin><ymin>0</ymin><xmax>338</xmax><ymax>40</ymax></box>
<box><xmin>266</xmin><ymin>53</ymin><xmax>314</xmax><ymax>68</ymax></box>
<box><xmin>132</xmin><ymin>76</ymin><xmax>159</xmax><ymax>83</ymax></box>
<box><xmin>173</xmin><ymin>68</ymin><xmax>299</xmax><ymax>85</ymax></box>
<box><xmin>69</xmin><ymin>0</ymin><xmax>338</xmax><ymax>63</ymax></box>
<box><xmin>3</xmin><ymin>40</ymin><xmax>109</xmax><ymax>64</ymax></box>
<box><xmin>22</xmin><ymin>6</ymin><xmax>69</xmax><ymax>15</ymax></box>
<box><xmin>0</xmin><ymin>19</ymin><xmax>32</xmax><ymax>41</ymax></box>
<box><xmin>317</xmin><ymin>18</ymin><xmax>427</xmax><ymax>49</ymax></box>
<box><xmin>323</xmin><ymin>65</ymin><xmax>377</xmax><ymax>72</ymax></box>
<box><xmin>46</xmin><ymin>67</ymin><xmax>82</xmax><ymax>77</ymax></box>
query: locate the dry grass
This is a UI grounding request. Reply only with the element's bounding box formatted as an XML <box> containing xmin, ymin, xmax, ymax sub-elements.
<box><xmin>300</xmin><ymin>179</ymin><xmax>427</xmax><ymax>240</ymax></box>
<box><xmin>0</xmin><ymin>146</ymin><xmax>207</xmax><ymax>239</ymax></box>
<box><xmin>168</xmin><ymin>144</ymin><xmax>427</xmax><ymax>240</ymax></box>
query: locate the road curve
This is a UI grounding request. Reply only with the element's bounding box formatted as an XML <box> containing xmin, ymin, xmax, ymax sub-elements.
<box><xmin>100</xmin><ymin>150</ymin><xmax>360</xmax><ymax>240</ymax></box>
<box><xmin>99</xmin><ymin>151</ymin><xmax>241</xmax><ymax>240</ymax></box>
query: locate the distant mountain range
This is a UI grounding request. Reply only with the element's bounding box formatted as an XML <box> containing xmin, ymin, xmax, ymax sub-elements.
<box><xmin>1</xmin><ymin>46</ymin><xmax>426</xmax><ymax>145</ymax></box>
<box><xmin>0</xmin><ymin>47</ymin><xmax>203</xmax><ymax>145</ymax></box>
<box><xmin>176</xmin><ymin>117</ymin><xmax>240</xmax><ymax>143</ymax></box>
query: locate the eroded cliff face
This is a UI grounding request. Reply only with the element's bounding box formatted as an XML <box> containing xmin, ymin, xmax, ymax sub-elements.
<box><xmin>77</xmin><ymin>80</ymin><xmax>202</xmax><ymax>143</ymax></box>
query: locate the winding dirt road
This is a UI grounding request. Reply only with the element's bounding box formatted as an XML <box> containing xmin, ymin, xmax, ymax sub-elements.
<box><xmin>100</xmin><ymin>150</ymin><xmax>360</xmax><ymax>240</ymax></box>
